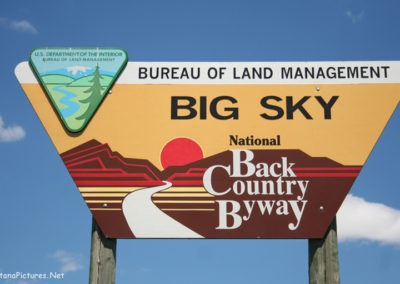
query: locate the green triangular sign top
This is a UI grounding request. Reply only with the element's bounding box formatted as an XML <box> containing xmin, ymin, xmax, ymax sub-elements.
<box><xmin>30</xmin><ymin>47</ymin><xmax>128</xmax><ymax>133</ymax></box>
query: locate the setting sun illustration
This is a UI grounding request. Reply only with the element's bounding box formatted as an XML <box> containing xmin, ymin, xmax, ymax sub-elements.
<box><xmin>160</xmin><ymin>137</ymin><xmax>204</xmax><ymax>169</ymax></box>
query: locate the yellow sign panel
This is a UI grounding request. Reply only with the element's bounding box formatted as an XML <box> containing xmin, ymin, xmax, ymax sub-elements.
<box><xmin>16</xmin><ymin>60</ymin><xmax>400</xmax><ymax>238</ymax></box>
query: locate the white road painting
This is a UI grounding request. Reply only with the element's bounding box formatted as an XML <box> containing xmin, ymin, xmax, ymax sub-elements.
<box><xmin>122</xmin><ymin>181</ymin><xmax>203</xmax><ymax>238</ymax></box>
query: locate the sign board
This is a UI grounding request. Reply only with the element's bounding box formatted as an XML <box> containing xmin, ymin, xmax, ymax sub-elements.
<box><xmin>15</xmin><ymin>48</ymin><xmax>400</xmax><ymax>238</ymax></box>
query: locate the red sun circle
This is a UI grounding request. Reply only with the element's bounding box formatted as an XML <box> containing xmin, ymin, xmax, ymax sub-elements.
<box><xmin>160</xmin><ymin>137</ymin><xmax>204</xmax><ymax>169</ymax></box>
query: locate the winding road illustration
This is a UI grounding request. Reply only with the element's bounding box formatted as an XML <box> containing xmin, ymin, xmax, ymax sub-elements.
<box><xmin>122</xmin><ymin>181</ymin><xmax>203</xmax><ymax>238</ymax></box>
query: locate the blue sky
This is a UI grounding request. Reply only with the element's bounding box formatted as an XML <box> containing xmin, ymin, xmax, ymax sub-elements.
<box><xmin>1</xmin><ymin>0</ymin><xmax>400</xmax><ymax>283</ymax></box>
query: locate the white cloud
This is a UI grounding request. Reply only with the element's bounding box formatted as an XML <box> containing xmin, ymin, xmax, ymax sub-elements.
<box><xmin>344</xmin><ymin>10</ymin><xmax>365</xmax><ymax>23</ymax></box>
<box><xmin>0</xmin><ymin>116</ymin><xmax>25</xmax><ymax>142</ymax></box>
<box><xmin>10</xmin><ymin>20</ymin><xmax>38</xmax><ymax>34</ymax></box>
<box><xmin>67</xmin><ymin>66</ymin><xmax>92</xmax><ymax>76</ymax></box>
<box><xmin>337</xmin><ymin>194</ymin><xmax>400</xmax><ymax>245</ymax></box>
<box><xmin>0</xmin><ymin>17</ymin><xmax>38</xmax><ymax>34</ymax></box>
<box><xmin>50</xmin><ymin>250</ymin><xmax>84</xmax><ymax>273</ymax></box>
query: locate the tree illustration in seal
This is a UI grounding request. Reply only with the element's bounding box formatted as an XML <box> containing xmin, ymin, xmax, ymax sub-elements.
<box><xmin>76</xmin><ymin>64</ymin><xmax>105</xmax><ymax>122</ymax></box>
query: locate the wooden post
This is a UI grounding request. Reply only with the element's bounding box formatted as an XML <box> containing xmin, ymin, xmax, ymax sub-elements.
<box><xmin>89</xmin><ymin>218</ymin><xmax>117</xmax><ymax>284</ymax></box>
<box><xmin>308</xmin><ymin>217</ymin><xmax>340</xmax><ymax>284</ymax></box>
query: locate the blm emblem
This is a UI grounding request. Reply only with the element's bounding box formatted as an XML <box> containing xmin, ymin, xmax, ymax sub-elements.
<box><xmin>29</xmin><ymin>47</ymin><xmax>128</xmax><ymax>133</ymax></box>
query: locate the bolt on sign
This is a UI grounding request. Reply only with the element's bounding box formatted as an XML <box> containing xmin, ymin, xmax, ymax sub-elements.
<box><xmin>15</xmin><ymin>48</ymin><xmax>400</xmax><ymax>238</ymax></box>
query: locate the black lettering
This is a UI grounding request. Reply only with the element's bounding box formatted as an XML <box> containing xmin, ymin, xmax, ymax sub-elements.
<box><xmin>347</xmin><ymin>67</ymin><xmax>358</xmax><ymax>78</ymax></box>
<box><xmin>229</xmin><ymin>135</ymin><xmax>238</xmax><ymax>145</ymax></box>
<box><xmin>316</xmin><ymin>68</ymin><xmax>326</xmax><ymax>79</ymax></box>
<box><xmin>263</xmin><ymin>67</ymin><xmax>273</xmax><ymax>79</ymax></box>
<box><xmin>192</xmin><ymin>68</ymin><xmax>200</xmax><ymax>79</ymax></box>
<box><xmin>381</xmin><ymin>66</ymin><xmax>390</xmax><ymax>78</ymax></box>
<box><xmin>200</xmin><ymin>96</ymin><xmax>207</xmax><ymax>119</ymax></box>
<box><xmin>337</xmin><ymin>67</ymin><xmax>345</xmax><ymax>79</ymax></box>
<box><xmin>233</xmin><ymin>68</ymin><xmax>240</xmax><ymax>79</ymax></box>
<box><xmin>304</xmin><ymin>67</ymin><xmax>314</xmax><ymax>79</ymax></box>
<box><xmin>361</xmin><ymin>66</ymin><xmax>368</xmax><ymax>78</ymax></box>
<box><xmin>327</xmin><ymin>67</ymin><xmax>337</xmax><ymax>79</ymax></box>
<box><xmin>286</xmin><ymin>96</ymin><xmax>312</xmax><ymax>119</ymax></box>
<box><xmin>138</xmin><ymin>67</ymin><xmax>147</xmax><ymax>79</ymax></box>
<box><xmin>210</xmin><ymin>96</ymin><xmax>239</xmax><ymax>120</ymax></box>
<box><xmin>150</xmin><ymin>68</ymin><xmax>159</xmax><ymax>79</ymax></box>
<box><xmin>294</xmin><ymin>68</ymin><xmax>303</xmax><ymax>79</ymax></box>
<box><xmin>315</xmin><ymin>96</ymin><xmax>339</xmax><ymax>119</ymax></box>
<box><xmin>281</xmin><ymin>67</ymin><xmax>293</xmax><ymax>79</ymax></box>
<box><xmin>242</xmin><ymin>68</ymin><xmax>250</xmax><ymax>79</ymax></box>
<box><xmin>162</xmin><ymin>67</ymin><xmax>170</xmax><ymax>79</ymax></box>
<box><xmin>171</xmin><ymin>67</ymin><xmax>178</xmax><ymax>79</ymax></box>
<box><xmin>370</xmin><ymin>67</ymin><xmax>380</xmax><ymax>78</ymax></box>
<box><xmin>171</xmin><ymin>96</ymin><xmax>197</xmax><ymax>119</ymax></box>
<box><xmin>260</xmin><ymin>96</ymin><xmax>284</xmax><ymax>120</ymax></box>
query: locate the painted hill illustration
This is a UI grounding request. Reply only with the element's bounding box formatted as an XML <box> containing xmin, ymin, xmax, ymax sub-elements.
<box><xmin>61</xmin><ymin>139</ymin><xmax>163</xmax><ymax>187</ymax></box>
<box><xmin>60</xmin><ymin>140</ymin><xmax>362</xmax><ymax>238</ymax></box>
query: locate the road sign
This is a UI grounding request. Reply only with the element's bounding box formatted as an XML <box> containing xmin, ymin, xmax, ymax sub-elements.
<box><xmin>15</xmin><ymin>54</ymin><xmax>400</xmax><ymax>238</ymax></box>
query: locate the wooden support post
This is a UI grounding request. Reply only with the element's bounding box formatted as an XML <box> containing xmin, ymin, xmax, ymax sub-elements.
<box><xmin>308</xmin><ymin>217</ymin><xmax>340</xmax><ymax>284</ymax></box>
<box><xmin>89</xmin><ymin>218</ymin><xmax>117</xmax><ymax>284</ymax></box>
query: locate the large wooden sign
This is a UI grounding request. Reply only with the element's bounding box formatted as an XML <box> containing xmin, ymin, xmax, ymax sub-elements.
<box><xmin>15</xmin><ymin>49</ymin><xmax>400</xmax><ymax>238</ymax></box>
